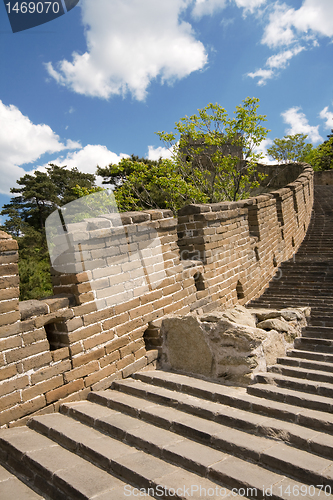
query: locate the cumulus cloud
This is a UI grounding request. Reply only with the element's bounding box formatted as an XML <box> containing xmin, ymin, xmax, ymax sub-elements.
<box><xmin>46</xmin><ymin>0</ymin><xmax>208</xmax><ymax>101</ymax></box>
<box><xmin>247</xmin><ymin>0</ymin><xmax>333</xmax><ymax>85</ymax></box>
<box><xmin>42</xmin><ymin>145</ymin><xmax>129</xmax><ymax>186</ymax></box>
<box><xmin>0</xmin><ymin>100</ymin><xmax>80</xmax><ymax>195</ymax></box>
<box><xmin>282</xmin><ymin>107</ymin><xmax>323</xmax><ymax>143</ymax></box>
<box><xmin>319</xmin><ymin>106</ymin><xmax>333</xmax><ymax>130</ymax></box>
<box><xmin>147</xmin><ymin>146</ymin><xmax>174</xmax><ymax>161</ymax></box>
<box><xmin>191</xmin><ymin>0</ymin><xmax>265</xmax><ymax>18</ymax></box>
<box><xmin>247</xmin><ymin>46</ymin><xmax>305</xmax><ymax>85</ymax></box>
<box><xmin>262</xmin><ymin>0</ymin><xmax>333</xmax><ymax>48</ymax></box>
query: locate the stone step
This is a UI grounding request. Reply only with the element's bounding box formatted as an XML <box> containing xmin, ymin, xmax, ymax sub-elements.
<box><xmin>277</xmin><ymin>356</ymin><xmax>333</xmax><ymax>373</ymax></box>
<box><xmin>28</xmin><ymin>412</ymin><xmax>238</xmax><ymax>500</ymax></box>
<box><xmin>294</xmin><ymin>337</ymin><xmax>333</xmax><ymax>353</ymax></box>
<box><xmin>0</xmin><ymin>426</ymin><xmax>139</xmax><ymax>500</ymax></box>
<box><xmin>247</xmin><ymin>383</ymin><xmax>333</xmax><ymax>413</ymax></box>
<box><xmin>134</xmin><ymin>370</ymin><xmax>333</xmax><ymax>433</ymax></box>
<box><xmin>28</xmin><ymin>409</ymin><xmax>328</xmax><ymax>500</ymax></box>
<box><xmin>302</xmin><ymin>327</ymin><xmax>333</xmax><ymax>339</ymax></box>
<box><xmin>111</xmin><ymin>378</ymin><xmax>333</xmax><ymax>457</ymax></box>
<box><xmin>268</xmin><ymin>365</ymin><xmax>333</xmax><ymax>385</ymax></box>
<box><xmin>287</xmin><ymin>349</ymin><xmax>333</xmax><ymax>364</ymax></box>
<box><xmin>254</xmin><ymin>372</ymin><xmax>333</xmax><ymax>399</ymax></box>
<box><xmin>71</xmin><ymin>390</ymin><xmax>333</xmax><ymax>490</ymax></box>
<box><xmin>0</xmin><ymin>464</ymin><xmax>45</xmax><ymax>500</ymax></box>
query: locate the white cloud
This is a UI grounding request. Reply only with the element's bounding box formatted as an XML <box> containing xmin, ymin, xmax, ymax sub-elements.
<box><xmin>319</xmin><ymin>106</ymin><xmax>333</xmax><ymax>130</ymax></box>
<box><xmin>247</xmin><ymin>68</ymin><xmax>274</xmax><ymax>86</ymax></box>
<box><xmin>42</xmin><ymin>145</ymin><xmax>129</xmax><ymax>186</ymax></box>
<box><xmin>254</xmin><ymin>137</ymin><xmax>276</xmax><ymax>164</ymax></box>
<box><xmin>0</xmin><ymin>100</ymin><xmax>80</xmax><ymax>195</ymax></box>
<box><xmin>191</xmin><ymin>0</ymin><xmax>265</xmax><ymax>18</ymax></box>
<box><xmin>247</xmin><ymin>45</ymin><xmax>305</xmax><ymax>85</ymax></box>
<box><xmin>46</xmin><ymin>0</ymin><xmax>208</xmax><ymax>101</ymax></box>
<box><xmin>147</xmin><ymin>146</ymin><xmax>174</xmax><ymax>161</ymax></box>
<box><xmin>263</xmin><ymin>0</ymin><xmax>333</xmax><ymax>48</ymax></box>
<box><xmin>266</xmin><ymin>46</ymin><xmax>304</xmax><ymax>69</ymax></box>
<box><xmin>282</xmin><ymin>107</ymin><xmax>323</xmax><ymax>143</ymax></box>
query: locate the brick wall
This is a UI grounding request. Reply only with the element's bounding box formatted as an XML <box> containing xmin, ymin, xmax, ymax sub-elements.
<box><xmin>0</xmin><ymin>164</ymin><xmax>314</xmax><ymax>427</ymax></box>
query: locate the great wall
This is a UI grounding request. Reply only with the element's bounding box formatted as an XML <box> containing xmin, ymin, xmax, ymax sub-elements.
<box><xmin>1</xmin><ymin>163</ymin><xmax>333</xmax><ymax>499</ymax></box>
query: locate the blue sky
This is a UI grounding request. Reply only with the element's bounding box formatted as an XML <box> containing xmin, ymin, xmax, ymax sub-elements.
<box><xmin>1</xmin><ymin>0</ymin><xmax>333</xmax><ymax>217</ymax></box>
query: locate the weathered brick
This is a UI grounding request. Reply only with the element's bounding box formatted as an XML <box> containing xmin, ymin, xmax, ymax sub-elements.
<box><xmin>0</xmin><ymin>263</ymin><xmax>18</xmax><ymax>277</ymax></box>
<box><xmin>5</xmin><ymin>340</ymin><xmax>49</xmax><ymax>364</ymax></box>
<box><xmin>21</xmin><ymin>375</ymin><xmax>63</xmax><ymax>402</ymax></box>
<box><xmin>102</xmin><ymin>312</ymin><xmax>129</xmax><ymax>330</ymax></box>
<box><xmin>51</xmin><ymin>347</ymin><xmax>70</xmax><ymax>362</ymax></box>
<box><xmin>0</xmin><ymin>310</ymin><xmax>20</xmax><ymax>327</ymax></box>
<box><xmin>0</xmin><ymin>375</ymin><xmax>29</xmax><ymax>397</ymax></box>
<box><xmin>22</xmin><ymin>351</ymin><xmax>53</xmax><ymax>372</ymax></box>
<box><xmin>71</xmin><ymin>346</ymin><xmax>105</xmax><ymax>368</ymax></box>
<box><xmin>72</xmin><ymin>302</ymin><xmax>98</xmax><ymax>317</ymax></box>
<box><xmin>0</xmin><ymin>335</ymin><xmax>22</xmax><ymax>351</ymax></box>
<box><xmin>0</xmin><ymin>239</ymin><xmax>18</xmax><ymax>252</ymax></box>
<box><xmin>68</xmin><ymin>323</ymin><xmax>102</xmax><ymax>343</ymax></box>
<box><xmin>0</xmin><ymin>390</ymin><xmax>22</xmax><ymax>411</ymax></box>
<box><xmin>22</xmin><ymin>328</ymin><xmax>46</xmax><ymax>345</ymax></box>
<box><xmin>31</xmin><ymin>360</ymin><xmax>71</xmax><ymax>385</ymax></box>
<box><xmin>0</xmin><ymin>321</ymin><xmax>21</xmax><ymax>339</ymax></box>
<box><xmin>129</xmin><ymin>303</ymin><xmax>154</xmax><ymax>320</ymax></box>
<box><xmin>83</xmin><ymin>330</ymin><xmax>115</xmax><ymax>350</ymax></box>
<box><xmin>83</xmin><ymin>308</ymin><xmax>112</xmax><ymax>326</ymax></box>
<box><xmin>0</xmin><ymin>276</ymin><xmax>19</xmax><ymax>291</ymax></box>
<box><xmin>84</xmin><ymin>362</ymin><xmax>117</xmax><ymax>387</ymax></box>
<box><xmin>115</xmin><ymin>318</ymin><xmax>144</xmax><ymax>337</ymax></box>
<box><xmin>45</xmin><ymin>379</ymin><xmax>84</xmax><ymax>404</ymax></box>
<box><xmin>104</xmin><ymin>335</ymin><xmax>129</xmax><ymax>354</ymax></box>
<box><xmin>121</xmin><ymin>356</ymin><xmax>147</xmax><ymax>378</ymax></box>
<box><xmin>99</xmin><ymin>350</ymin><xmax>120</xmax><ymax>368</ymax></box>
<box><xmin>69</xmin><ymin>342</ymin><xmax>84</xmax><ymax>357</ymax></box>
<box><xmin>0</xmin><ymin>395</ymin><xmax>46</xmax><ymax>426</ymax></box>
<box><xmin>76</xmin><ymin>292</ymin><xmax>95</xmax><ymax>305</ymax></box>
<box><xmin>116</xmin><ymin>354</ymin><xmax>135</xmax><ymax>371</ymax></box>
<box><xmin>134</xmin><ymin>347</ymin><xmax>147</xmax><ymax>360</ymax></box>
<box><xmin>64</xmin><ymin>360</ymin><xmax>99</xmax><ymax>383</ymax></box>
<box><xmin>114</xmin><ymin>298</ymin><xmax>140</xmax><ymax>315</ymax></box>
<box><xmin>0</xmin><ymin>364</ymin><xmax>17</xmax><ymax>382</ymax></box>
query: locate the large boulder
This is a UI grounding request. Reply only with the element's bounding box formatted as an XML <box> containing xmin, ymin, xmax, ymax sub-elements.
<box><xmin>161</xmin><ymin>314</ymin><xmax>287</xmax><ymax>385</ymax></box>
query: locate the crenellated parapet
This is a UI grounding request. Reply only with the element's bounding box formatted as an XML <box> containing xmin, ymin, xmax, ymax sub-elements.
<box><xmin>0</xmin><ymin>163</ymin><xmax>314</xmax><ymax>427</ymax></box>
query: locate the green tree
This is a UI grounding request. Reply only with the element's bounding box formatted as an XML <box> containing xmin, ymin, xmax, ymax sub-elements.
<box><xmin>305</xmin><ymin>131</ymin><xmax>333</xmax><ymax>171</ymax></box>
<box><xmin>98</xmin><ymin>98</ymin><xmax>270</xmax><ymax>208</ymax></box>
<box><xmin>157</xmin><ymin>97</ymin><xmax>270</xmax><ymax>202</ymax></box>
<box><xmin>0</xmin><ymin>164</ymin><xmax>99</xmax><ymax>300</ymax></box>
<box><xmin>97</xmin><ymin>155</ymin><xmax>207</xmax><ymax>214</ymax></box>
<box><xmin>267</xmin><ymin>134</ymin><xmax>313</xmax><ymax>164</ymax></box>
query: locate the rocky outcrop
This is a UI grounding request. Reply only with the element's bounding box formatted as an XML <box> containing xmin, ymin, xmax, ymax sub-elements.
<box><xmin>161</xmin><ymin>305</ymin><xmax>308</xmax><ymax>385</ymax></box>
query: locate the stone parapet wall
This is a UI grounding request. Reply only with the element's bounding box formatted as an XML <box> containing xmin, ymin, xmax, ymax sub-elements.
<box><xmin>0</xmin><ymin>163</ymin><xmax>314</xmax><ymax>427</ymax></box>
<box><xmin>177</xmin><ymin>164</ymin><xmax>314</xmax><ymax>307</ymax></box>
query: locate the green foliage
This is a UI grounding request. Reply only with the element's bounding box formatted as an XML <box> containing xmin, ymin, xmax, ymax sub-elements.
<box><xmin>267</xmin><ymin>134</ymin><xmax>313</xmax><ymax>164</ymax></box>
<box><xmin>305</xmin><ymin>131</ymin><xmax>333</xmax><ymax>171</ymax></box>
<box><xmin>157</xmin><ymin>97</ymin><xmax>270</xmax><ymax>202</ymax></box>
<box><xmin>0</xmin><ymin>164</ymin><xmax>99</xmax><ymax>300</ymax></box>
<box><xmin>97</xmin><ymin>156</ymin><xmax>208</xmax><ymax>214</ymax></box>
<box><xmin>98</xmin><ymin>98</ymin><xmax>270</xmax><ymax>208</ymax></box>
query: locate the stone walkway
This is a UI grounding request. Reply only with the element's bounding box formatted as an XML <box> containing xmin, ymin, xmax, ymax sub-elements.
<box><xmin>1</xmin><ymin>185</ymin><xmax>333</xmax><ymax>499</ymax></box>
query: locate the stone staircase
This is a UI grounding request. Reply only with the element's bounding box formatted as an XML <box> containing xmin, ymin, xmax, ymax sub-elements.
<box><xmin>1</xmin><ymin>185</ymin><xmax>333</xmax><ymax>499</ymax></box>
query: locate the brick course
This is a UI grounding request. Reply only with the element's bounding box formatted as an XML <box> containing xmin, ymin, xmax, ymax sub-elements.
<box><xmin>0</xmin><ymin>163</ymin><xmax>314</xmax><ymax>427</ymax></box>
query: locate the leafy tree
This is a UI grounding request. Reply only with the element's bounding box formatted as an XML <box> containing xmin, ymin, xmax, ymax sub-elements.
<box><xmin>97</xmin><ymin>155</ymin><xmax>207</xmax><ymax>214</ymax></box>
<box><xmin>0</xmin><ymin>164</ymin><xmax>98</xmax><ymax>300</ymax></box>
<box><xmin>267</xmin><ymin>134</ymin><xmax>313</xmax><ymax>164</ymax></box>
<box><xmin>305</xmin><ymin>130</ymin><xmax>333</xmax><ymax>171</ymax></box>
<box><xmin>98</xmin><ymin>98</ymin><xmax>270</xmax><ymax>208</ymax></box>
<box><xmin>156</xmin><ymin>97</ymin><xmax>270</xmax><ymax>202</ymax></box>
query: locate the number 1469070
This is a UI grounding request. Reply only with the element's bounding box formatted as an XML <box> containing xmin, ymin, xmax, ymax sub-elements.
<box><xmin>5</xmin><ymin>2</ymin><xmax>61</xmax><ymax>14</ymax></box>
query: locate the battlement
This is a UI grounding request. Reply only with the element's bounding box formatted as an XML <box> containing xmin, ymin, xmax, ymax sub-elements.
<box><xmin>0</xmin><ymin>163</ymin><xmax>314</xmax><ymax>427</ymax></box>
